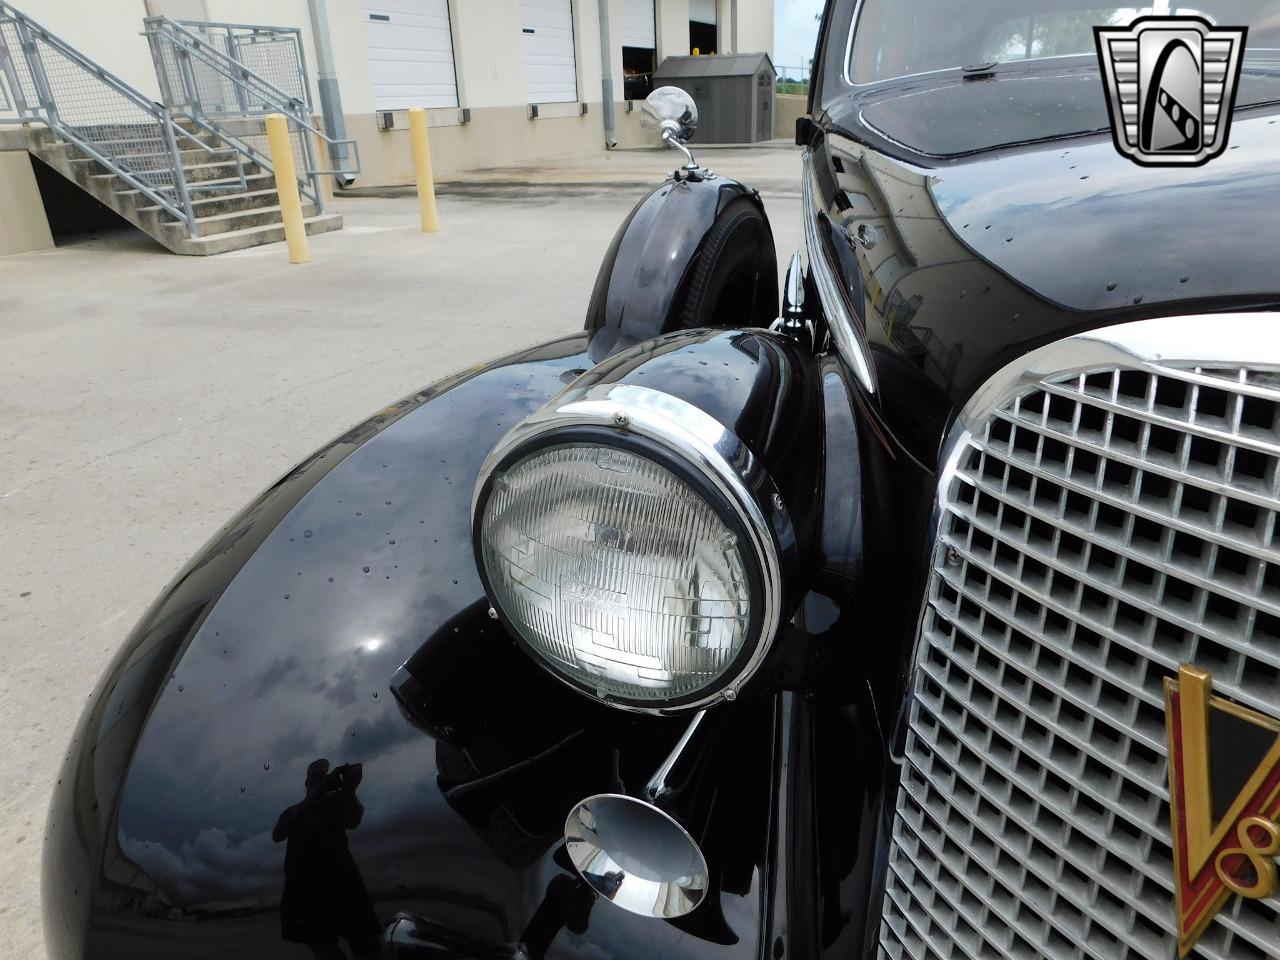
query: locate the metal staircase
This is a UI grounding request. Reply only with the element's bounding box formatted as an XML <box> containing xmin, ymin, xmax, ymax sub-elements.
<box><xmin>0</xmin><ymin>2</ymin><xmax>353</xmax><ymax>255</ymax></box>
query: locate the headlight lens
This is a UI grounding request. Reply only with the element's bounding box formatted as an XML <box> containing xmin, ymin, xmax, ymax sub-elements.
<box><xmin>478</xmin><ymin>443</ymin><xmax>760</xmax><ymax>707</ymax></box>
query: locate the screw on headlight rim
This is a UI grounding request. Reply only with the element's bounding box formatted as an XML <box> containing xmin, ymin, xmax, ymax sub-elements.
<box><xmin>612</xmin><ymin>411</ymin><xmax>630</xmax><ymax>428</ymax></box>
<box><xmin>488</xmin><ymin>606</ymin><xmax>499</xmax><ymax>620</ymax></box>
<box><xmin>945</xmin><ymin>546</ymin><xmax>962</xmax><ymax>565</ymax></box>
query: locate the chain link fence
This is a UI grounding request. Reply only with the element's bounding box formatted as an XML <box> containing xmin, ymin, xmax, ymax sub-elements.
<box><xmin>775</xmin><ymin>65</ymin><xmax>811</xmax><ymax>95</ymax></box>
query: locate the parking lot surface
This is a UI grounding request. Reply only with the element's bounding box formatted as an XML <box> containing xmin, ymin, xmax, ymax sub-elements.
<box><xmin>0</xmin><ymin>142</ymin><xmax>801</xmax><ymax>959</ymax></box>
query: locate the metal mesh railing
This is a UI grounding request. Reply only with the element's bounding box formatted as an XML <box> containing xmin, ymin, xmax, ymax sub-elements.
<box><xmin>212</xmin><ymin>21</ymin><xmax>310</xmax><ymax>110</ymax></box>
<box><xmin>145</xmin><ymin>16</ymin><xmax>357</xmax><ymax>209</ymax></box>
<box><xmin>0</xmin><ymin>13</ymin><xmax>37</xmax><ymax>107</ymax></box>
<box><xmin>153</xmin><ymin>20</ymin><xmax>309</xmax><ymax>118</ymax></box>
<box><xmin>0</xmin><ymin>3</ymin><xmax>200</xmax><ymax>230</ymax></box>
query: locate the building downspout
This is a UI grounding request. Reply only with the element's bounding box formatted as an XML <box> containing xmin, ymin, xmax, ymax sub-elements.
<box><xmin>307</xmin><ymin>0</ymin><xmax>353</xmax><ymax>184</ymax></box>
<box><xmin>597</xmin><ymin>0</ymin><xmax>617</xmax><ymax>148</ymax></box>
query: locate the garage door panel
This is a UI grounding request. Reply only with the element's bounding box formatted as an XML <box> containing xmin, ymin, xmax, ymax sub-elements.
<box><xmin>619</xmin><ymin>0</ymin><xmax>655</xmax><ymax>49</ymax></box>
<box><xmin>370</xmin><ymin>62</ymin><xmax>456</xmax><ymax>86</ymax></box>
<box><xmin>365</xmin><ymin>29</ymin><xmax>454</xmax><ymax>55</ymax></box>
<box><xmin>363</xmin><ymin>0</ymin><xmax>458</xmax><ymax>110</ymax></box>
<box><xmin>520</xmin><ymin>0</ymin><xmax>578</xmax><ymax>103</ymax></box>
<box><xmin>365</xmin><ymin>41</ymin><xmax>456</xmax><ymax>62</ymax></box>
<box><xmin>690</xmin><ymin>0</ymin><xmax>716</xmax><ymax>24</ymax></box>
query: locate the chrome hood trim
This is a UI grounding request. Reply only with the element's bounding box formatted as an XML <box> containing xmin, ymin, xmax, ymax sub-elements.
<box><xmin>802</xmin><ymin>150</ymin><xmax>876</xmax><ymax>393</ymax></box>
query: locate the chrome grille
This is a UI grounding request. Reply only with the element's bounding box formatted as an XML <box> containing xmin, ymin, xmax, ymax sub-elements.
<box><xmin>880</xmin><ymin>317</ymin><xmax>1280</xmax><ymax>960</ymax></box>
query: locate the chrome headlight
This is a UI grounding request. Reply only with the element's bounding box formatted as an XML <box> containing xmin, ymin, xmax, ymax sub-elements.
<box><xmin>472</xmin><ymin>384</ymin><xmax>788</xmax><ymax>712</ymax></box>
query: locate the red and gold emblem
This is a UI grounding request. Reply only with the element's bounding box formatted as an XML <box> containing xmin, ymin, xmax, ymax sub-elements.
<box><xmin>1165</xmin><ymin>664</ymin><xmax>1280</xmax><ymax>955</ymax></box>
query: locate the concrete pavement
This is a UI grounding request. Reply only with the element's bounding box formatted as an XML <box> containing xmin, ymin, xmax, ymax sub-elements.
<box><xmin>0</xmin><ymin>142</ymin><xmax>802</xmax><ymax>959</ymax></box>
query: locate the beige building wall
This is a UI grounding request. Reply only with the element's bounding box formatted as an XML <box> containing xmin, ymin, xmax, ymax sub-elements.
<box><xmin>657</xmin><ymin>0</ymin><xmax>692</xmax><ymax>58</ymax></box>
<box><xmin>2</xmin><ymin>0</ymin><xmax>774</xmax><ymax>188</ymax></box>
<box><xmin>774</xmin><ymin>92</ymin><xmax>805</xmax><ymax>140</ymax></box>
<box><xmin>729</xmin><ymin>0</ymin><xmax>775</xmax><ymax>58</ymax></box>
<box><xmin>0</xmin><ymin>143</ymin><xmax>54</xmax><ymax>255</ymax></box>
<box><xmin>290</xmin><ymin>0</ymin><xmax>773</xmax><ymax>184</ymax></box>
<box><xmin>5</xmin><ymin>0</ymin><xmax>158</xmax><ymax>99</ymax></box>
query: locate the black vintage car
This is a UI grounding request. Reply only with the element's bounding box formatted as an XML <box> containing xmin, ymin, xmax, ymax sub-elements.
<box><xmin>43</xmin><ymin>2</ymin><xmax>1280</xmax><ymax>959</ymax></box>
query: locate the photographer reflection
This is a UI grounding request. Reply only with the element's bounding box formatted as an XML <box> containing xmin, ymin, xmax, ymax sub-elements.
<box><xmin>273</xmin><ymin>758</ymin><xmax>381</xmax><ymax>959</ymax></box>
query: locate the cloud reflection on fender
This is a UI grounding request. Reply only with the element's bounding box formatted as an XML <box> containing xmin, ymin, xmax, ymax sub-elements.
<box><xmin>110</xmin><ymin>349</ymin><xmax>586</xmax><ymax>929</ymax></box>
<box><xmin>103</xmin><ymin>339</ymin><xmax>769</xmax><ymax>959</ymax></box>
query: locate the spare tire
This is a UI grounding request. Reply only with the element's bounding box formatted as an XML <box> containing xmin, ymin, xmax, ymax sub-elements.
<box><xmin>678</xmin><ymin>196</ymin><xmax>777</xmax><ymax>329</ymax></box>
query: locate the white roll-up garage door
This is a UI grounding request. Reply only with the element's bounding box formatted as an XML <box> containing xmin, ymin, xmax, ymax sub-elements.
<box><xmin>363</xmin><ymin>0</ymin><xmax>459</xmax><ymax>110</ymax></box>
<box><xmin>619</xmin><ymin>0</ymin><xmax>655</xmax><ymax>49</ymax></box>
<box><xmin>520</xmin><ymin>0</ymin><xmax>578</xmax><ymax>103</ymax></box>
<box><xmin>690</xmin><ymin>0</ymin><xmax>717</xmax><ymax>24</ymax></box>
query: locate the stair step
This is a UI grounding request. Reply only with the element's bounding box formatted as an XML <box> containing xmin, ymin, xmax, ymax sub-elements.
<box><xmin>173</xmin><ymin>117</ymin><xmax>210</xmax><ymax>136</ymax></box>
<box><xmin>179</xmin><ymin>159</ymin><xmax>262</xmax><ymax>183</ymax></box>
<box><xmin>113</xmin><ymin>174</ymin><xmax>276</xmax><ymax>210</ymax></box>
<box><xmin>136</xmin><ymin>187</ymin><xmax>286</xmax><ymax>218</ymax></box>
<box><xmin>172</xmin><ymin>213</ymin><xmax>344</xmax><ymax>256</ymax></box>
<box><xmin>86</xmin><ymin>159</ymin><xmax>259</xmax><ymax>190</ymax></box>
<box><xmin>185</xmin><ymin>172</ymin><xmax>276</xmax><ymax>191</ymax></box>
<box><xmin>162</xmin><ymin>201</ymin><xmax>321</xmax><ymax>239</ymax></box>
<box><xmin>64</xmin><ymin>145</ymin><xmax>256</xmax><ymax>176</ymax></box>
<box><xmin>38</xmin><ymin>130</ymin><xmax>223</xmax><ymax>153</ymax></box>
<box><xmin>26</xmin><ymin>123</ymin><xmax>342</xmax><ymax>255</ymax></box>
<box><xmin>187</xmin><ymin>159</ymin><xmax>267</xmax><ymax>182</ymax></box>
<box><xmin>67</xmin><ymin>147</ymin><xmax>240</xmax><ymax>167</ymax></box>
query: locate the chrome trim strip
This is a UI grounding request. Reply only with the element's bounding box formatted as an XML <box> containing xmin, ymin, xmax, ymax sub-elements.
<box><xmin>953</xmin><ymin>312</ymin><xmax>1280</xmax><ymax>436</ymax></box>
<box><xmin>802</xmin><ymin>151</ymin><xmax>876</xmax><ymax>392</ymax></box>
<box><xmin>840</xmin><ymin>0</ymin><xmax>864</xmax><ymax>87</ymax></box>
<box><xmin>472</xmin><ymin>383</ymin><xmax>791</xmax><ymax>714</ymax></box>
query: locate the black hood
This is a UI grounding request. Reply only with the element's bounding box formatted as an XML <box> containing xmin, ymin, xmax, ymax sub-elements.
<box><xmin>928</xmin><ymin>108</ymin><xmax>1280</xmax><ymax>312</ymax></box>
<box><xmin>811</xmin><ymin>108</ymin><xmax>1280</xmax><ymax>465</ymax></box>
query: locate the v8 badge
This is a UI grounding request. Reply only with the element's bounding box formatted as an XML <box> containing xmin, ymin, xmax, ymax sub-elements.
<box><xmin>1165</xmin><ymin>664</ymin><xmax>1280</xmax><ymax>955</ymax></box>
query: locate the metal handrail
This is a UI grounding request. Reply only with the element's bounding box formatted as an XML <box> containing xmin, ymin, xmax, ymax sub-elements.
<box><xmin>0</xmin><ymin>1</ymin><xmax>203</xmax><ymax>231</ymax></box>
<box><xmin>144</xmin><ymin>15</ymin><xmax>358</xmax><ymax>211</ymax></box>
<box><xmin>173</xmin><ymin>19</ymin><xmax>313</xmax><ymax>113</ymax></box>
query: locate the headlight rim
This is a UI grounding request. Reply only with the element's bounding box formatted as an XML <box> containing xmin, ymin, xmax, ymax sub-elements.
<box><xmin>471</xmin><ymin>383</ymin><xmax>790</xmax><ymax>714</ymax></box>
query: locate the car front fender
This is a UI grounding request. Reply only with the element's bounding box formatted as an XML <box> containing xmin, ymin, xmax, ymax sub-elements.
<box><xmin>583</xmin><ymin>174</ymin><xmax>777</xmax><ymax>363</ymax></box>
<box><xmin>42</xmin><ymin>332</ymin><xmax>793</xmax><ymax>960</ymax></box>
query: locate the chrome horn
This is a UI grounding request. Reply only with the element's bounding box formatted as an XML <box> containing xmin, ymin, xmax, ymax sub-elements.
<box><xmin>563</xmin><ymin>709</ymin><xmax>726</xmax><ymax>918</ymax></box>
<box><xmin>640</xmin><ymin>85</ymin><xmax>700</xmax><ymax>172</ymax></box>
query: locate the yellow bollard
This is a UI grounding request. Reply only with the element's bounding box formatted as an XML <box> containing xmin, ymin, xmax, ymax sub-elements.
<box><xmin>408</xmin><ymin>107</ymin><xmax>439</xmax><ymax>233</ymax></box>
<box><xmin>264</xmin><ymin>113</ymin><xmax>310</xmax><ymax>264</ymax></box>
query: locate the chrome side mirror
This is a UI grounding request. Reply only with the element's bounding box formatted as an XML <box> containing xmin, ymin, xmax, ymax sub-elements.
<box><xmin>640</xmin><ymin>86</ymin><xmax>700</xmax><ymax>171</ymax></box>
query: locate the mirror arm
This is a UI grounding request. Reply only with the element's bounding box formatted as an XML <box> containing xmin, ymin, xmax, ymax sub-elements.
<box><xmin>662</xmin><ymin>129</ymin><xmax>699</xmax><ymax>171</ymax></box>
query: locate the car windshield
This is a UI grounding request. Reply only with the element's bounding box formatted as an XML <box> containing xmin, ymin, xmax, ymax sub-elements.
<box><xmin>849</xmin><ymin>0</ymin><xmax>1280</xmax><ymax>102</ymax></box>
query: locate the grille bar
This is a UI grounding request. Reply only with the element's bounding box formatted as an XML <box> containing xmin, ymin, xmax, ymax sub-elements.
<box><xmin>917</xmin><ymin>649</ymin><xmax>1167</xmax><ymax>849</ymax></box>
<box><xmin>880</xmin><ymin>315</ymin><xmax>1280</xmax><ymax>960</ymax></box>
<box><xmin>921</xmin><ymin>622</ymin><xmax>1166</xmax><ymax>803</ymax></box>
<box><xmin>898</xmin><ymin>757</ymin><xmax>1161</xmax><ymax>957</ymax></box>
<box><xmin>957</xmin><ymin>468</ymin><xmax>1280</xmax><ymax>628</ymax></box>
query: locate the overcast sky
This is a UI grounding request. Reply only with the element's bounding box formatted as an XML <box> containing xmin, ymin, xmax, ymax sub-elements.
<box><xmin>773</xmin><ymin>0</ymin><xmax>825</xmax><ymax>73</ymax></box>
